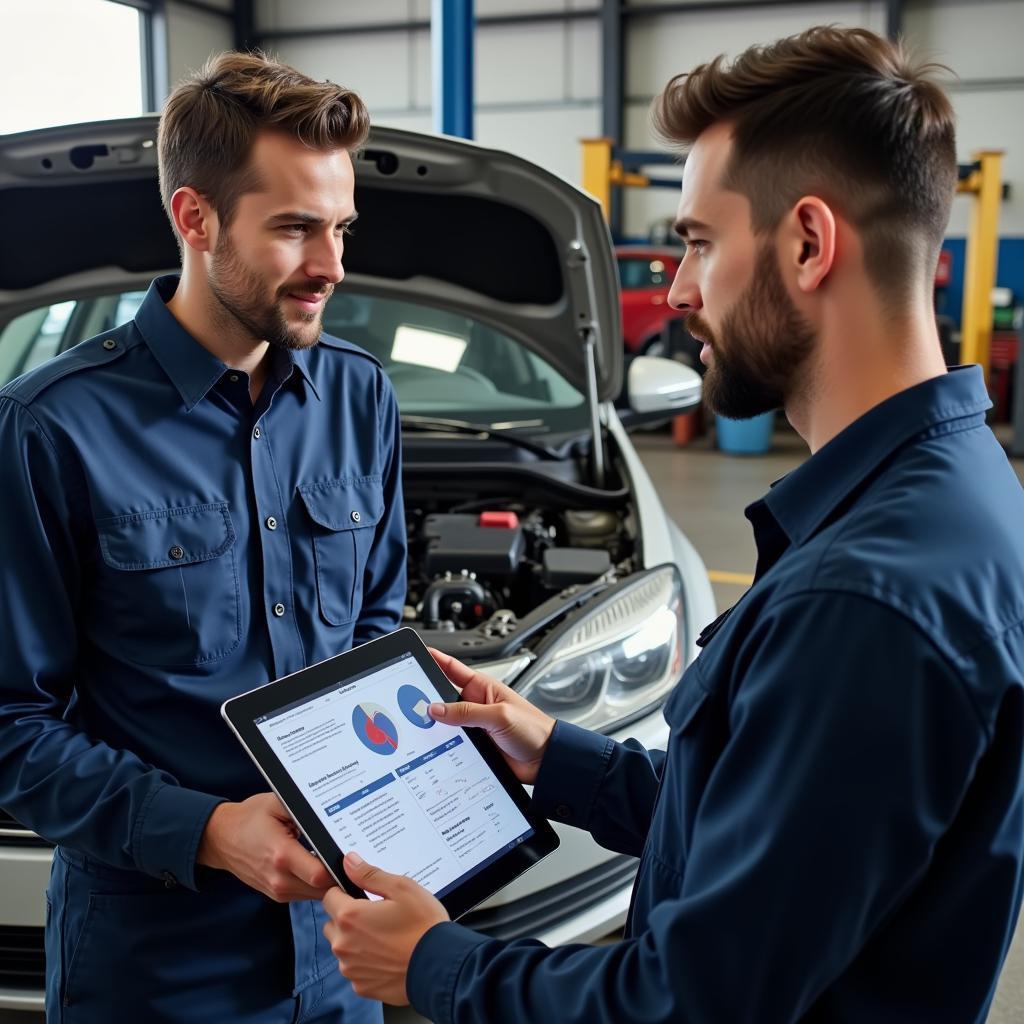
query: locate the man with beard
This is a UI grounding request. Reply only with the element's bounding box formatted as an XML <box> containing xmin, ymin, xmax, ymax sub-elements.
<box><xmin>0</xmin><ymin>53</ymin><xmax>404</xmax><ymax>1022</ymax></box>
<box><xmin>318</xmin><ymin>26</ymin><xmax>1024</xmax><ymax>1024</ymax></box>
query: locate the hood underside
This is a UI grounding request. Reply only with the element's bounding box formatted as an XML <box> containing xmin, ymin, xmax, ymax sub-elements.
<box><xmin>0</xmin><ymin>118</ymin><xmax>622</xmax><ymax>399</ymax></box>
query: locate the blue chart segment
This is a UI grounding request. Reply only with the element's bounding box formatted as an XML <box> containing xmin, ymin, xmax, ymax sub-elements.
<box><xmin>397</xmin><ymin>684</ymin><xmax>435</xmax><ymax>729</ymax></box>
<box><xmin>352</xmin><ymin>702</ymin><xmax>399</xmax><ymax>755</ymax></box>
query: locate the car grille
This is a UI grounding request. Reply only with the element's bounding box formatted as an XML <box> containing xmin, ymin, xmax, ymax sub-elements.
<box><xmin>460</xmin><ymin>853</ymin><xmax>636</xmax><ymax>942</ymax></box>
<box><xmin>0</xmin><ymin>926</ymin><xmax>45</xmax><ymax>990</ymax></box>
<box><xmin>0</xmin><ymin>809</ymin><xmax>52</xmax><ymax>848</ymax></box>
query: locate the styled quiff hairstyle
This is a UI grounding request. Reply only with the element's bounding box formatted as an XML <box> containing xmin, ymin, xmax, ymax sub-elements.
<box><xmin>653</xmin><ymin>26</ymin><xmax>957</xmax><ymax>302</ymax></box>
<box><xmin>158</xmin><ymin>51</ymin><xmax>370</xmax><ymax>239</ymax></box>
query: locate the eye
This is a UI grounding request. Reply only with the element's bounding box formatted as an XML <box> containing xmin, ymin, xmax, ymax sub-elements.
<box><xmin>685</xmin><ymin>239</ymin><xmax>709</xmax><ymax>256</ymax></box>
<box><xmin>280</xmin><ymin>224</ymin><xmax>309</xmax><ymax>235</ymax></box>
<box><xmin>337</xmin><ymin>223</ymin><xmax>356</xmax><ymax>238</ymax></box>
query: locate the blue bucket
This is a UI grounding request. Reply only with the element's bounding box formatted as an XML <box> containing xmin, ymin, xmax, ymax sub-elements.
<box><xmin>716</xmin><ymin>412</ymin><xmax>775</xmax><ymax>455</ymax></box>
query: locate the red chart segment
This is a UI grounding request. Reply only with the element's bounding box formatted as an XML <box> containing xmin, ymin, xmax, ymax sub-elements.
<box><xmin>352</xmin><ymin>702</ymin><xmax>400</xmax><ymax>755</ymax></box>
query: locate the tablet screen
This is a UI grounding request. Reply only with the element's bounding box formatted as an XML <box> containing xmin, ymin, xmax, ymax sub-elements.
<box><xmin>253</xmin><ymin>651</ymin><xmax>535</xmax><ymax>899</ymax></box>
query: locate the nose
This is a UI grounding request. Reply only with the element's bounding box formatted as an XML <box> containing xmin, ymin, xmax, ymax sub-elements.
<box><xmin>305</xmin><ymin>232</ymin><xmax>345</xmax><ymax>285</ymax></box>
<box><xmin>667</xmin><ymin>252</ymin><xmax>701</xmax><ymax>314</ymax></box>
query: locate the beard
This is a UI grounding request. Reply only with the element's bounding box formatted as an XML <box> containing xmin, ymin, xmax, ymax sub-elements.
<box><xmin>689</xmin><ymin>242</ymin><xmax>816</xmax><ymax>419</ymax></box>
<box><xmin>207</xmin><ymin>230</ymin><xmax>332</xmax><ymax>352</ymax></box>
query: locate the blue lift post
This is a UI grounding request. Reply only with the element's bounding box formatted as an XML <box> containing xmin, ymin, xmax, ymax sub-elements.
<box><xmin>433</xmin><ymin>0</ymin><xmax>474</xmax><ymax>139</ymax></box>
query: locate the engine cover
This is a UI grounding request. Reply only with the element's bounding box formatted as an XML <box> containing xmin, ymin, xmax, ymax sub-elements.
<box><xmin>423</xmin><ymin>514</ymin><xmax>526</xmax><ymax>577</ymax></box>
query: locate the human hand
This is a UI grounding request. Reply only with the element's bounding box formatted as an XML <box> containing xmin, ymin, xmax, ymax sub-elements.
<box><xmin>427</xmin><ymin>648</ymin><xmax>556</xmax><ymax>785</ymax></box>
<box><xmin>323</xmin><ymin>851</ymin><xmax>449</xmax><ymax>1004</ymax></box>
<box><xmin>197</xmin><ymin>792</ymin><xmax>333</xmax><ymax>901</ymax></box>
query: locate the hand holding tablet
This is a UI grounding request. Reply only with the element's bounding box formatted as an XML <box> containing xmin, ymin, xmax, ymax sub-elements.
<box><xmin>221</xmin><ymin>629</ymin><xmax>559</xmax><ymax>920</ymax></box>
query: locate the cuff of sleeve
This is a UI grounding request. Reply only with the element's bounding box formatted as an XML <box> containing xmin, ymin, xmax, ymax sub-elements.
<box><xmin>531</xmin><ymin>719</ymin><xmax>615</xmax><ymax>829</ymax></box>
<box><xmin>131</xmin><ymin>783</ymin><xmax>225</xmax><ymax>891</ymax></box>
<box><xmin>408</xmin><ymin>921</ymin><xmax>490</xmax><ymax>1024</ymax></box>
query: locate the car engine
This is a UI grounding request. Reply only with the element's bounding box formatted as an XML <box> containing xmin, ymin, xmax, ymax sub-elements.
<box><xmin>403</xmin><ymin>501</ymin><xmax>636</xmax><ymax>645</ymax></box>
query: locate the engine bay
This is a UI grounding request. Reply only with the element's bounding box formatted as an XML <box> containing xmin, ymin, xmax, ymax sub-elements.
<box><xmin>403</xmin><ymin>494</ymin><xmax>637</xmax><ymax>657</ymax></box>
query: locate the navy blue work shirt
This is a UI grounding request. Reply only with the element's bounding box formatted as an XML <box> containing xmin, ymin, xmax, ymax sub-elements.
<box><xmin>408</xmin><ymin>366</ymin><xmax>1024</xmax><ymax>1024</ymax></box>
<box><xmin>0</xmin><ymin>276</ymin><xmax>405</xmax><ymax>996</ymax></box>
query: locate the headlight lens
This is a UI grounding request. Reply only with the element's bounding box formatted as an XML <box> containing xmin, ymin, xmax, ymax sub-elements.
<box><xmin>517</xmin><ymin>566</ymin><xmax>685</xmax><ymax>733</ymax></box>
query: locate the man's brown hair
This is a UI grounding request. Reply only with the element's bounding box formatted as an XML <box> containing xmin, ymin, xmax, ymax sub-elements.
<box><xmin>158</xmin><ymin>51</ymin><xmax>370</xmax><ymax>238</ymax></box>
<box><xmin>653</xmin><ymin>26</ymin><xmax>957</xmax><ymax>303</ymax></box>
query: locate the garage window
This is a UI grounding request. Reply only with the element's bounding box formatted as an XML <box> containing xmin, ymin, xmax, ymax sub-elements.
<box><xmin>0</xmin><ymin>1</ymin><xmax>144</xmax><ymax>135</ymax></box>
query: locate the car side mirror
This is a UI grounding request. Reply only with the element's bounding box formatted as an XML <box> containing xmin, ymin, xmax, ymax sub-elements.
<box><xmin>626</xmin><ymin>356</ymin><xmax>702</xmax><ymax>419</ymax></box>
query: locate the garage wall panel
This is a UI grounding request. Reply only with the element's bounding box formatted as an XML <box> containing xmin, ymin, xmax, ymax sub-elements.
<box><xmin>625</xmin><ymin>2</ymin><xmax>885</xmax><ymax>99</ymax></box>
<box><xmin>166</xmin><ymin>0</ymin><xmax>233</xmax><ymax>86</ymax></box>
<box><xmin>476</xmin><ymin>104</ymin><xmax>602</xmax><ymax>187</ymax></box>
<box><xmin>258</xmin><ymin>0</ymin><xmax>424</xmax><ymax>32</ymax></box>
<box><xmin>275</xmin><ymin>33</ymin><xmax>416</xmax><ymax>111</ymax></box>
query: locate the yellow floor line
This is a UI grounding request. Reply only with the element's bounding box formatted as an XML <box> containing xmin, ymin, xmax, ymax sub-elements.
<box><xmin>707</xmin><ymin>570</ymin><xmax>755</xmax><ymax>586</ymax></box>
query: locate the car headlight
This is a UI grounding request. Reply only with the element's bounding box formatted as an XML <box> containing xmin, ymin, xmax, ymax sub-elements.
<box><xmin>516</xmin><ymin>565</ymin><xmax>685</xmax><ymax>733</ymax></box>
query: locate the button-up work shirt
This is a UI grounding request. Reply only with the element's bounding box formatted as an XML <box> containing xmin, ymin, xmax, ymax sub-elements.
<box><xmin>0</xmin><ymin>275</ymin><xmax>406</xmax><ymax>889</ymax></box>
<box><xmin>408</xmin><ymin>366</ymin><xmax>1024</xmax><ymax>1024</ymax></box>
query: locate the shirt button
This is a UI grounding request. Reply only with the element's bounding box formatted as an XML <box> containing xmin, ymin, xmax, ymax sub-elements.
<box><xmin>554</xmin><ymin>804</ymin><xmax>571</xmax><ymax>820</ymax></box>
<box><xmin>351</xmin><ymin>510</ymin><xmax>361</xmax><ymax>523</ymax></box>
<box><xmin>273</xmin><ymin>602</ymin><xmax>286</xmax><ymax>617</ymax></box>
<box><xmin>102</xmin><ymin>338</ymin><xmax>117</xmax><ymax>351</ymax></box>
<box><xmin>229</xmin><ymin>373</ymin><xmax>239</xmax><ymax>383</ymax></box>
<box><xmin>265</xmin><ymin>516</ymin><xmax>278</xmax><ymax>531</ymax></box>
<box><xmin>168</xmin><ymin>546</ymin><xmax>184</xmax><ymax>560</ymax></box>
<box><xmin>253</xmin><ymin>427</ymin><xmax>261</xmax><ymax>440</ymax></box>
<box><xmin>161</xmin><ymin>870</ymin><xmax>178</xmax><ymax>889</ymax></box>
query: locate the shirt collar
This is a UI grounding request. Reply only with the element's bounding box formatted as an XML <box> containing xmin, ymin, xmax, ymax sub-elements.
<box><xmin>134</xmin><ymin>275</ymin><xmax>321</xmax><ymax>410</ymax></box>
<box><xmin>750</xmin><ymin>365</ymin><xmax>992</xmax><ymax>549</ymax></box>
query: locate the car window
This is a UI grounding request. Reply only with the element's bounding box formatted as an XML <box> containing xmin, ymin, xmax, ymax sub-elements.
<box><xmin>322</xmin><ymin>291</ymin><xmax>587</xmax><ymax>433</ymax></box>
<box><xmin>0</xmin><ymin>288</ymin><xmax>588</xmax><ymax>435</ymax></box>
<box><xmin>617</xmin><ymin>256</ymin><xmax>671</xmax><ymax>289</ymax></box>
<box><xmin>0</xmin><ymin>291</ymin><xmax>148</xmax><ymax>389</ymax></box>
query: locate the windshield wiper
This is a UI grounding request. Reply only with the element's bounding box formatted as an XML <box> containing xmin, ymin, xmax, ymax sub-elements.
<box><xmin>399</xmin><ymin>415</ymin><xmax>561</xmax><ymax>460</ymax></box>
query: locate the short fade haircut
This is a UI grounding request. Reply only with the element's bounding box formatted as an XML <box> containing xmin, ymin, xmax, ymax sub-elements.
<box><xmin>653</xmin><ymin>26</ymin><xmax>957</xmax><ymax>304</ymax></box>
<box><xmin>158</xmin><ymin>51</ymin><xmax>370</xmax><ymax>239</ymax></box>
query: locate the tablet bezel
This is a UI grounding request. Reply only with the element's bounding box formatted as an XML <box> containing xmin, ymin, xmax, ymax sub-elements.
<box><xmin>221</xmin><ymin>627</ymin><xmax>559</xmax><ymax>921</ymax></box>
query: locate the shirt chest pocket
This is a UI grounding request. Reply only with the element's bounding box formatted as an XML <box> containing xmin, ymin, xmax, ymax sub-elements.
<box><xmin>297</xmin><ymin>477</ymin><xmax>384</xmax><ymax>626</ymax></box>
<box><xmin>92</xmin><ymin>501</ymin><xmax>240</xmax><ymax>667</ymax></box>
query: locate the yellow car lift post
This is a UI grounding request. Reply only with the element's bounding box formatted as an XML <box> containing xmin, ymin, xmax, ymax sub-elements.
<box><xmin>584</xmin><ymin>140</ymin><xmax>1006</xmax><ymax>384</ymax></box>
<box><xmin>957</xmin><ymin>150</ymin><xmax>1004</xmax><ymax>380</ymax></box>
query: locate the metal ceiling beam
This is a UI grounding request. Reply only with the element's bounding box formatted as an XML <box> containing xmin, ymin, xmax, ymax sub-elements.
<box><xmin>233</xmin><ymin>0</ymin><xmax>258</xmax><ymax>51</ymax></box>
<box><xmin>885</xmin><ymin>0</ymin><xmax>904</xmax><ymax>41</ymax></box>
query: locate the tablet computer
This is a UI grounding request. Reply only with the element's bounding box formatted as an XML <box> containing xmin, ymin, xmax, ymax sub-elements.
<box><xmin>221</xmin><ymin>628</ymin><xmax>559</xmax><ymax>920</ymax></box>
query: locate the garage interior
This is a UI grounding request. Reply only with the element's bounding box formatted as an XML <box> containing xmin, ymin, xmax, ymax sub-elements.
<box><xmin>2</xmin><ymin>0</ymin><xmax>1024</xmax><ymax>1021</ymax></box>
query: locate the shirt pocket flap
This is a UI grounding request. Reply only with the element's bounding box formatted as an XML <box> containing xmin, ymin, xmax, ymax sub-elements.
<box><xmin>96</xmin><ymin>501</ymin><xmax>235</xmax><ymax>571</ymax></box>
<box><xmin>297</xmin><ymin>476</ymin><xmax>384</xmax><ymax>532</ymax></box>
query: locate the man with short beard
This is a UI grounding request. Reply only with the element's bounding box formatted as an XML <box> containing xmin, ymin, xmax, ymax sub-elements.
<box><xmin>317</xmin><ymin>27</ymin><xmax>1024</xmax><ymax>1024</ymax></box>
<box><xmin>0</xmin><ymin>53</ymin><xmax>404</xmax><ymax>1023</ymax></box>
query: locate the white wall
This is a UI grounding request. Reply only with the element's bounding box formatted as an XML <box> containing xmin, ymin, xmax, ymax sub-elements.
<box><xmin>234</xmin><ymin>1</ymin><xmax>1024</xmax><ymax>239</ymax></box>
<box><xmin>165</xmin><ymin>0</ymin><xmax>234</xmax><ymax>90</ymax></box>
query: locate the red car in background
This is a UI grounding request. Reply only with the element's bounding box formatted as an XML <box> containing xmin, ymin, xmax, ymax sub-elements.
<box><xmin>616</xmin><ymin>246</ymin><xmax>686</xmax><ymax>357</ymax></box>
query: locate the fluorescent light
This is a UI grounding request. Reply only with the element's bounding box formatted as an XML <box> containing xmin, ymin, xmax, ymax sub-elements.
<box><xmin>391</xmin><ymin>325</ymin><xmax>467</xmax><ymax>372</ymax></box>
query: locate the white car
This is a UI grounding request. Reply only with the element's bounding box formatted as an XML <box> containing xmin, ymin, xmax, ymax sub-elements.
<box><xmin>0</xmin><ymin>118</ymin><xmax>715</xmax><ymax>1011</ymax></box>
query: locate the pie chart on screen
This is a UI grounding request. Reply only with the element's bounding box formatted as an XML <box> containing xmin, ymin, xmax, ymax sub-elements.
<box><xmin>352</xmin><ymin>702</ymin><xmax>399</xmax><ymax>755</ymax></box>
<box><xmin>397</xmin><ymin>684</ymin><xmax>435</xmax><ymax>729</ymax></box>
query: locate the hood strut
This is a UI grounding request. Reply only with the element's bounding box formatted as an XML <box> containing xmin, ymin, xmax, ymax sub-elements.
<box><xmin>583</xmin><ymin>331</ymin><xmax>606</xmax><ymax>489</ymax></box>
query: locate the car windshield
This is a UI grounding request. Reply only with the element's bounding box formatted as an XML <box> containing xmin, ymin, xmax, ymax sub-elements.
<box><xmin>322</xmin><ymin>291</ymin><xmax>586</xmax><ymax>433</ymax></box>
<box><xmin>0</xmin><ymin>287</ymin><xmax>588</xmax><ymax>436</ymax></box>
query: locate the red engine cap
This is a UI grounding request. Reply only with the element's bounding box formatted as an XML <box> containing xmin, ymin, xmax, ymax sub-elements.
<box><xmin>479</xmin><ymin>511</ymin><xmax>520</xmax><ymax>529</ymax></box>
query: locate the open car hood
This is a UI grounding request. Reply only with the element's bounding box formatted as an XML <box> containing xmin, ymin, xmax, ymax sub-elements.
<box><xmin>0</xmin><ymin>118</ymin><xmax>622</xmax><ymax>400</ymax></box>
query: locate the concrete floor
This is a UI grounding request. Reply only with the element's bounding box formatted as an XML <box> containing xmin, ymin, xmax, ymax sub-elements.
<box><xmin>4</xmin><ymin>422</ymin><xmax>1022</xmax><ymax>1024</ymax></box>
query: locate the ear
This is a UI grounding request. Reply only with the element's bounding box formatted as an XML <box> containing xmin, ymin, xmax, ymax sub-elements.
<box><xmin>784</xmin><ymin>196</ymin><xmax>836</xmax><ymax>294</ymax></box>
<box><xmin>169</xmin><ymin>186</ymin><xmax>218</xmax><ymax>254</ymax></box>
